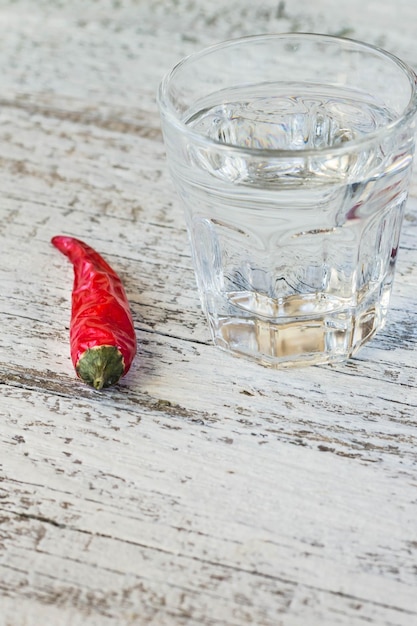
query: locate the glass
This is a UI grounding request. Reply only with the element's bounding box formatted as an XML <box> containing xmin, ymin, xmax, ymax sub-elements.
<box><xmin>157</xmin><ymin>34</ymin><xmax>417</xmax><ymax>367</ymax></box>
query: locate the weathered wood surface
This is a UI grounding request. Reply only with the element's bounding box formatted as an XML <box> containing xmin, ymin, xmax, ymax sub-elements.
<box><xmin>0</xmin><ymin>1</ymin><xmax>417</xmax><ymax>625</ymax></box>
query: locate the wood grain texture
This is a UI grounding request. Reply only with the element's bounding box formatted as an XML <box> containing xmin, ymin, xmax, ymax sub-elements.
<box><xmin>0</xmin><ymin>1</ymin><xmax>417</xmax><ymax>625</ymax></box>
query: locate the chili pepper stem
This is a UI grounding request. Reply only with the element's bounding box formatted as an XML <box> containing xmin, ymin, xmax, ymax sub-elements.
<box><xmin>76</xmin><ymin>345</ymin><xmax>125</xmax><ymax>390</ymax></box>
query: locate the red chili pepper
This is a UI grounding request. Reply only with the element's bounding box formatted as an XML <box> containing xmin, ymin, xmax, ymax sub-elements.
<box><xmin>52</xmin><ymin>235</ymin><xmax>137</xmax><ymax>390</ymax></box>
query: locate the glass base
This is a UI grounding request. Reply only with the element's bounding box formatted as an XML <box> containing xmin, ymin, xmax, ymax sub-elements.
<box><xmin>206</xmin><ymin>295</ymin><xmax>388</xmax><ymax>368</ymax></box>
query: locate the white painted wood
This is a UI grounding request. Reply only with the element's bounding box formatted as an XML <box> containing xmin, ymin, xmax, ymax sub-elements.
<box><xmin>0</xmin><ymin>1</ymin><xmax>417</xmax><ymax>625</ymax></box>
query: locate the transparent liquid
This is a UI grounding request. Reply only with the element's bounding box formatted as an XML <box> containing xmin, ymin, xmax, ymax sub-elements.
<box><xmin>187</xmin><ymin>83</ymin><xmax>394</xmax><ymax>152</ymax></box>
<box><xmin>181</xmin><ymin>84</ymin><xmax>412</xmax><ymax>366</ymax></box>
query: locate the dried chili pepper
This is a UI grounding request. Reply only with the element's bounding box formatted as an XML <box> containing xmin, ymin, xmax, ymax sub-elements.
<box><xmin>52</xmin><ymin>235</ymin><xmax>137</xmax><ymax>390</ymax></box>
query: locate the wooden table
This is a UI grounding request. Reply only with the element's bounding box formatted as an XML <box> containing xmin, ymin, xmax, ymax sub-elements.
<box><xmin>1</xmin><ymin>2</ymin><xmax>416</xmax><ymax>624</ymax></box>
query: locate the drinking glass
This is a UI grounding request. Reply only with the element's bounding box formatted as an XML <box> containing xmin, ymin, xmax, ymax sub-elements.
<box><xmin>158</xmin><ymin>34</ymin><xmax>417</xmax><ymax>367</ymax></box>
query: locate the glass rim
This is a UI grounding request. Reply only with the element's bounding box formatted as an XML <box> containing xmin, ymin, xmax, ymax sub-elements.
<box><xmin>157</xmin><ymin>32</ymin><xmax>417</xmax><ymax>159</ymax></box>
